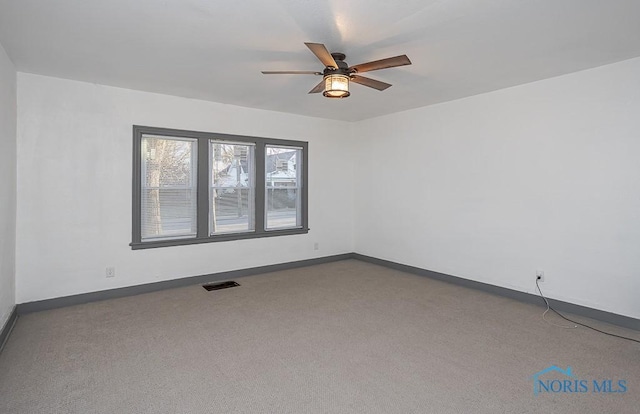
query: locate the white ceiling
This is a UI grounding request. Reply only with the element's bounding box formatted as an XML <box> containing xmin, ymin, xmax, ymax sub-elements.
<box><xmin>1</xmin><ymin>0</ymin><xmax>640</xmax><ymax>121</ymax></box>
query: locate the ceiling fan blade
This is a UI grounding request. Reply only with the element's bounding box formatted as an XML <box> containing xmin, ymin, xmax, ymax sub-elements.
<box><xmin>350</xmin><ymin>75</ymin><xmax>392</xmax><ymax>91</ymax></box>
<box><xmin>349</xmin><ymin>55</ymin><xmax>411</xmax><ymax>73</ymax></box>
<box><xmin>308</xmin><ymin>80</ymin><xmax>325</xmax><ymax>94</ymax></box>
<box><xmin>261</xmin><ymin>71</ymin><xmax>322</xmax><ymax>75</ymax></box>
<box><xmin>304</xmin><ymin>42</ymin><xmax>339</xmax><ymax>69</ymax></box>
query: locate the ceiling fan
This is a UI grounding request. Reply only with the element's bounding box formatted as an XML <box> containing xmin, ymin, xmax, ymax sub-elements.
<box><xmin>261</xmin><ymin>42</ymin><xmax>411</xmax><ymax>98</ymax></box>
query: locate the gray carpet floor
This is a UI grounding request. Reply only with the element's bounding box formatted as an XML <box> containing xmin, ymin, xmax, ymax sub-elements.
<box><xmin>0</xmin><ymin>260</ymin><xmax>639</xmax><ymax>413</ymax></box>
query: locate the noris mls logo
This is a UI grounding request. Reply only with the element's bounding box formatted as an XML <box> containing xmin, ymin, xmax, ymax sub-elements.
<box><xmin>531</xmin><ymin>365</ymin><xmax>627</xmax><ymax>396</ymax></box>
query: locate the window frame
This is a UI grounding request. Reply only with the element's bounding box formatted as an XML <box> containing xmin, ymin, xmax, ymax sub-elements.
<box><xmin>131</xmin><ymin>125</ymin><xmax>308</xmax><ymax>249</ymax></box>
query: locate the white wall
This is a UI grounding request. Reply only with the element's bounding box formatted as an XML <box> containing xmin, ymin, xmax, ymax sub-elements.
<box><xmin>0</xmin><ymin>42</ymin><xmax>17</xmax><ymax>327</ymax></box>
<box><xmin>14</xmin><ymin>58</ymin><xmax>640</xmax><ymax>320</ymax></box>
<box><xmin>354</xmin><ymin>57</ymin><xmax>640</xmax><ymax>319</ymax></box>
<box><xmin>16</xmin><ymin>74</ymin><xmax>355</xmax><ymax>303</ymax></box>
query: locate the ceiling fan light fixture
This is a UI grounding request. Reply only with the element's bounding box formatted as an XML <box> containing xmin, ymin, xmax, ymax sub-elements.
<box><xmin>262</xmin><ymin>42</ymin><xmax>411</xmax><ymax>97</ymax></box>
<box><xmin>323</xmin><ymin>74</ymin><xmax>350</xmax><ymax>98</ymax></box>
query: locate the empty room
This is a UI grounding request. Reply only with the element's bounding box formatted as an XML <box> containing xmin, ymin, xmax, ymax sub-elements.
<box><xmin>1</xmin><ymin>1</ymin><xmax>639</xmax><ymax>413</ymax></box>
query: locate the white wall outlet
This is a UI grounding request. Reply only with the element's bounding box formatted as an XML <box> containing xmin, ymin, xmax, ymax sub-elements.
<box><xmin>106</xmin><ymin>267</ymin><xmax>116</xmax><ymax>278</ymax></box>
<box><xmin>536</xmin><ymin>269</ymin><xmax>544</xmax><ymax>282</ymax></box>
<box><xmin>313</xmin><ymin>242</ymin><xmax>319</xmax><ymax>251</ymax></box>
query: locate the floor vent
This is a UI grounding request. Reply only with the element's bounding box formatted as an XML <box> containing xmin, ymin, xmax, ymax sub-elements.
<box><xmin>202</xmin><ymin>281</ymin><xmax>240</xmax><ymax>291</ymax></box>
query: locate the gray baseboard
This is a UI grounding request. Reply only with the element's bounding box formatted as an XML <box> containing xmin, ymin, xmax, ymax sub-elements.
<box><xmin>353</xmin><ymin>253</ymin><xmax>640</xmax><ymax>332</ymax></box>
<box><xmin>16</xmin><ymin>253</ymin><xmax>355</xmax><ymax>315</ymax></box>
<box><xmin>0</xmin><ymin>306</ymin><xmax>18</xmax><ymax>354</ymax></box>
<box><xmin>13</xmin><ymin>252</ymin><xmax>639</xmax><ymax>333</ymax></box>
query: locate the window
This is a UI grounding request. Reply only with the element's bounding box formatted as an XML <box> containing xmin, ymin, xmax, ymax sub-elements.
<box><xmin>140</xmin><ymin>136</ymin><xmax>198</xmax><ymax>241</ymax></box>
<box><xmin>210</xmin><ymin>141</ymin><xmax>255</xmax><ymax>234</ymax></box>
<box><xmin>132</xmin><ymin>126</ymin><xmax>308</xmax><ymax>249</ymax></box>
<box><xmin>266</xmin><ymin>146</ymin><xmax>302</xmax><ymax>229</ymax></box>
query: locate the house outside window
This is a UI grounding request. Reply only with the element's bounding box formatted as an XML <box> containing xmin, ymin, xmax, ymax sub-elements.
<box><xmin>131</xmin><ymin>126</ymin><xmax>308</xmax><ymax>249</ymax></box>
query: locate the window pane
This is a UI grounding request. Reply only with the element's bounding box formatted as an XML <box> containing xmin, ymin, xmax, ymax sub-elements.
<box><xmin>210</xmin><ymin>141</ymin><xmax>255</xmax><ymax>234</ymax></box>
<box><xmin>141</xmin><ymin>136</ymin><xmax>197</xmax><ymax>240</ymax></box>
<box><xmin>265</xmin><ymin>146</ymin><xmax>302</xmax><ymax>229</ymax></box>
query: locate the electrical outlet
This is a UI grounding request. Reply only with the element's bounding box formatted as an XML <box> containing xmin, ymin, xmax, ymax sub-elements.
<box><xmin>106</xmin><ymin>267</ymin><xmax>116</xmax><ymax>278</ymax></box>
<box><xmin>536</xmin><ymin>269</ymin><xmax>544</xmax><ymax>282</ymax></box>
<box><xmin>313</xmin><ymin>242</ymin><xmax>319</xmax><ymax>251</ymax></box>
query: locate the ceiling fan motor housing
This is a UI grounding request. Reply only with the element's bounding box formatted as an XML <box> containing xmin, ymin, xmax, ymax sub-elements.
<box><xmin>324</xmin><ymin>53</ymin><xmax>351</xmax><ymax>76</ymax></box>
